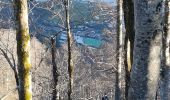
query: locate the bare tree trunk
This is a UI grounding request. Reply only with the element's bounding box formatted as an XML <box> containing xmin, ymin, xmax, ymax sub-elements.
<box><xmin>160</xmin><ymin>0</ymin><xmax>170</xmax><ymax>100</ymax></box>
<box><xmin>123</xmin><ymin>0</ymin><xmax>135</xmax><ymax>70</ymax></box>
<box><xmin>128</xmin><ymin>0</ymin><xmax>163</xmax><ymax>99</ymax></box>
<box><xmin>115</xmin><ymin>0</ymin><xmax>126</xmax><ymax>99</ymax></box>
<box><xmin>14</xmin><ymin>0</ymin><xmax>32</xmax><ymax>100</ymax></box>
<box><xmin>64</xmin><ymin>0</ymin><xmax>74</xmax><ymax>100</ymax></box>
<box><xmin>123</xmin><ymin>0</ymin><xmax>135</xmax><ymax>98</ymax></box>
<box><xmin>51</xmin><ymin>37</ymin><xmax>59</xmax><ymax>100</ymax></box>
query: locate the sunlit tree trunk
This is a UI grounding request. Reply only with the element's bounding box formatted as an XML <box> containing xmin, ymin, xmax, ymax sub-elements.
<box><xmin>115</xmin><ymin>0</ymin><xmax>126</xmax><ymax>99</ymax></box>
<box><xmin>160</xmin><ymin>0</ymin><xmax>170</xmax><ymax>99</ymax></box>
<box><xmin>64</xmin><ymin>0</ymin><xmax>74</xmax><ymax>100</ymax></box>
<box><xmin>123</xmin><ymin>0</ymin><xmax>135</xmax><ymax>98</ymax></box>
<box><xmin>14</xmin><ymin>0</ymin><xmax>32</xmax><ymax>100</ymax></box>
<box><xmin>128</xmin><ymin>0</ymin><xmax>163</xmax><ymax>99</ymax></box>
<box><xmin>123</xmin><ymin>0</ymin><xmax>134</xmax><ymax>71</ymax></box>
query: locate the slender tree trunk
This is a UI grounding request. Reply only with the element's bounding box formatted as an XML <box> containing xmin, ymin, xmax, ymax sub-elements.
<box><xmin>123</xmin><ymin>0</ymin><xmax>135</xmax><ymax>70</ymax></box>
<box><xmin>64</xmin><ymin>0</ymin><xmax>74</xmax><ymax>100</ymax></box>
<box><xmin>51</xmin><ymin>37</ymin><xmax>59</xmax><ymax>100</ymax></box>
<box><xmin>160</xmin><ymin>0</ymin><xmax>170</xmax><ymax>99</ymax></box>
<box><xmin>123</xmin><ymin>0</ymin><xmax>135</xmax><ymax>98</ymax></box>
<box><xmin>128</xmin><ymin>0</ymin><xmax>163</xmax><ymax>99</ymax></box>
<box><xmin>115</xmin><ymin>0</ymin><xmax>126</xmax><ymax>99</ymax></box>
<box><xmin>14</xmin><ymin>0</ymin><xmax>32</xmax><ymax>100</ymax></box>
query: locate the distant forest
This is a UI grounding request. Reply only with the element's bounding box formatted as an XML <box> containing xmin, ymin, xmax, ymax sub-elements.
<box><xmin>0</xmin><ymin>0</ymin><xmax>170</xmax><ymax>100</ymax></box>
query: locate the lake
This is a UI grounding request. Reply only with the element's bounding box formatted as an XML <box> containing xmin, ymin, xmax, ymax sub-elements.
<box><xmin>33</xmin><ymin>0</ymin><xmax>114</xmax><ymax>48</ymax></box>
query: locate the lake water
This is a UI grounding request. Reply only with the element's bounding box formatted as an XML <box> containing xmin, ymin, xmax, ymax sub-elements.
<box><xmin>35</xmin><ymin>0</ymin><xmax>113</xmax><ymax>48</ymax></box>
<box><xmin>58</xmin><ymin>33</ymin><xmax>103</xmax><ymax>48</ymax></box>
<box><xmin>83</xmin><ymin>38</ymin><xmax>103</xmax><ymax>47</ymax></box>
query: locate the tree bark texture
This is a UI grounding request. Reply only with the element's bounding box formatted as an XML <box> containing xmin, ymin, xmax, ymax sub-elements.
<box><xmin>14</xmin><ymin>0</ymin><xmax>32</xmax><ymax>100</ymax></box>
<box><xmin>51</xmin><ymin>38</ymin><xmax>59</xmax><ymax>100</ymax></box>
<box><xmin>160</xmin><ymin>0</ymin><xmax>170</xmax><ymax>100</ymax></box>
<box><xmin>115</xmin><ymin>0</ymin><xmax>126</xmax><ymax>99</ymax></box>
<box><xmin>64</xmin><ymin>0</ymin><xmax>74</xmax><ymax>100</ymax></box>
<box><xmin>128</xmin><ymin>0</ymin><xmax>163</xmax><ymax>99</ymax></box>
<box><xmin>123</xmin><ymin>0</ymin><xmax>135</xmax><ymax>72</ymax></box>
<box><xmin>123</xmin><ymin>0</ymin><xmax>135</xmax><ymax>98</ymax></box>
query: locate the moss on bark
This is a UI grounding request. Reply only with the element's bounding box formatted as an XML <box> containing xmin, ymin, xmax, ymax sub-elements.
<box><xmin>14</xmin><ymin>0</ymin><xmax>32</xmax><ymax>100</ymax></box>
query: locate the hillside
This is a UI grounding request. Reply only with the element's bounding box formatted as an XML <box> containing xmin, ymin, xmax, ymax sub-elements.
<box><xmin>0</xmin><ymin>0</ymin><xmax>116</xmax><ymax>48</ymax></box>
<box><xmin>0</xmin><ymin>28</ymin><xmax>117</xmax><ymax>100</ymax></box>
<box><xmin>0</xmin><ymin>0</ymin><xmax>118</xmax><ymax>99</ymax></box>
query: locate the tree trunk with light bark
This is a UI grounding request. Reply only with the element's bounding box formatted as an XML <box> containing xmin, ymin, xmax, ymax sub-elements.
<box><xmin>64</xmin><ymin>0</ymin><xmax>74</xmax><ymax>100</ymax></box>
<box><xmin>128</xmin><ymin>0</ymin><xmax>163</xmax><ymax>99</ymax></box>
<box><xmin>115</xmin><ymin>0</ymin><xmax>126</xmax><ymax>99</ymax></box>
<box><xmin>14</xmin><ymin>0</ymin><xmax>32</xmax><ymax>100</ymax></box>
